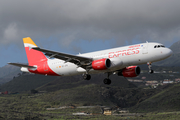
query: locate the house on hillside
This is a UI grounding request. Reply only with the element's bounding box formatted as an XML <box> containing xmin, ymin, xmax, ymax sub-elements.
<box><xmin>72</xmin><ymin>112</ymin><xmax>90</xmax><ymax>116</ymax></box>
<box><xmin>163</xmin><ymin>79</ymin><xmax>174</xmax><ymax>84</ymax></box>
<box><xmin>175</xmin><ymin>78</ymin><xmax>180</xmax><ymax>83</ymax></box>
<box><xmin>145</xmin><ymin>81</ymin><xmax>158</xmax><ymax>88</ymax></box>
<box><xmin>103</xmin><ymin>107</ymin><xmax>112</xmax><ymax>115</ymax></box>
<box><xmin>0</xmin><ymin>91</ymin><xmax>8</xmax><ymax>94</ymax></box>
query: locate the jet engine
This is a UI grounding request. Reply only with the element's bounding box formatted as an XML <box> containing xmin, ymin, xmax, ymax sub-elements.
<box><xmin>92</xmin><ymin>58</ymin><xmax>111</xmax><ymax>70</ymax></box>
<box><xmin>118</xmin><ymin>66</ymin><xmax>141</xmax><ymax>77</ymax></box>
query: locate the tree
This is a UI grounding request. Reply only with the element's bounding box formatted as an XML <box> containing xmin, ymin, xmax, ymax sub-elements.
<box><xmin>31</xmin><ymin>89</ymin><xmax>38</xmax><ymax>94</ymax></box>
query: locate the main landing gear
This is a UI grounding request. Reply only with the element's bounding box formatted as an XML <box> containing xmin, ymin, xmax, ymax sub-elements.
<box><xmin>147</xmin><ymin>62</ymin><xmax>154</xmax><ymax>74</ymax></box>
<box><xmin>82</xmin><ymin>72</ymin><xmax>112</xmax><ymax>85</ymax></box>
<box><xmin>82</xmin><ymin>73</ymin><xmax>91</xmax><ymax>80</ymax></box>
<box><xmin>103</xmin><ymin>78</ymin><xmax>111</xmax><ymax>85</ymax></box>
<box><xmin>103</xmin><ymin>72</ymin><xmax>112</xmax><ymax>85</ymax></box>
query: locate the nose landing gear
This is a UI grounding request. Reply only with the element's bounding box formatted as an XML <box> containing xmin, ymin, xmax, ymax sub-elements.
<box><xmin>147</xmin><ymin>62</ymin><xmax>154</xmax><ymax>74</ymax></box>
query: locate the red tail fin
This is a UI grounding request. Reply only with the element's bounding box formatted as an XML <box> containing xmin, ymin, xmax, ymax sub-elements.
<box><xmin>23</xmin><ymin>37</ymin><xmax>47</xmax><ymax>66</ymax></box>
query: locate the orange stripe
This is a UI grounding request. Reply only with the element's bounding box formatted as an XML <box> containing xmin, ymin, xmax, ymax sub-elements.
<box><xmin>23</xmin><ymin>37</ymin><xmax>37</xmax><ymax>46</ymax></box>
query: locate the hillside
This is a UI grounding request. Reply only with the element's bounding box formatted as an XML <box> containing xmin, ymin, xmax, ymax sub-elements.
<box><xmin>169</xmin><ymin>40</ymin><xmax>180</xmax><ymax>54</ymax></box>
<box><xmin>2</xmin><ymin>72</ymin><xmax>176</xmax><ymax>110</ymax></box>
<box><xmin>1</xmin><ymin>66</ymin><xmax>180</xmax><ymax>117</ymax></box>
<box><xmin>0</xmin><ymin>65</ymin><xmax>20</xmax><ymax>78</ymax></box>
<box><xmin>154</xmin><ymin>53</ymin><xmax>180</xmax><ymax>66</ymax></box>
<box><xmin>0</xmin><ymin>90</ymin><xmax>180</xmax><ymax>120</ymax></box>
<box><xmin>130</xmin><ymin>83</ymin><xmax>180</xmax><ymax>113</ymax></box>
<box><xmin>37</xmin><ymin>74</ymin><xmax>136</xmax><ymax>92</ymax></box>
<box><xmin>0</xmin><ymin>73</ymin><xmax>136</xmax><ymax>92</ymax></box>
<box><xmin>2</xmin><ymin>65</ymin><xmax>180</xmax><ymax>93</ymax></box>
<box><xmin>0</xmin><ymin>74</ymin><xmax>57</xmax><ymax>92</ymax></box>
<box><xmin>154</xmin><ymin>40</ymin><xmax>180</xmax><ymax>66</ymax></box>
<box><xmin>0</xmin><ymin>65</ymin><xmax>21</xmax><ymax>84</ymax></box>
<box><xmin>1</xmin><ymin>64</ymin><xmax>180</xmax><ymax>92</ymax></box>
<box><xmin>38</xmin><ymin>84</ymin><xmax>158</xmax><ymax>107</ymax></box>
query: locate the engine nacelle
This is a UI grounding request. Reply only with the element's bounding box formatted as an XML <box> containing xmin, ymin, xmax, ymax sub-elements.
<box><xmin>92</xmin><ymin>58</ymin><xmax>111</xmax><ymax>70</ymax></box>
<box><xmin>118</xmin><ymin>66</ymin><xmax>141</xmax><ymax>77</ymax></box>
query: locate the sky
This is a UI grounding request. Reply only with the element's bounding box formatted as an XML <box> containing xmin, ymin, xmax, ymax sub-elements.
<box><xmin>1</xmin><ymin>0</ymin><xmax>180</xmax><ymax>67</ymax></box>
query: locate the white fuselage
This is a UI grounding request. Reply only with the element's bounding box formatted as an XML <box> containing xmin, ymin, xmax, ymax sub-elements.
<box><xmin>46</xmin><ymin>42</ymin><xmax>172</xmax><ymax>76</ymax></box>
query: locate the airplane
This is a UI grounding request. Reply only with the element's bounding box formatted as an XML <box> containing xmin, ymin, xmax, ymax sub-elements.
<box><xmin>9</xmin><ymin>37</ymin><xmax>173</xmax><ymax>85</ymax></box>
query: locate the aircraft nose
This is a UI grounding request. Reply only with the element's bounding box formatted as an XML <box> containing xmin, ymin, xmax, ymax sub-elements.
<box><xmin>166</xmin><ymin>48</ymin><xmax>173</xmax><ymax>57</ymax></box>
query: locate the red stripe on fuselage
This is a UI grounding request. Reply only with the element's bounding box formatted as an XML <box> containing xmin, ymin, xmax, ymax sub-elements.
<box><xmin>28</xmin><ymin>61</ymin><xmax>60</xmax><ymax>76</ymax></box>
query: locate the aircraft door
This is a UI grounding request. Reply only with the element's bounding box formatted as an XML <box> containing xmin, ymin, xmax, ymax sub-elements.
<box><xmin>142</xmin><ymin>42</ymin><xmax>148</xmax><ymax>54</ymax></box>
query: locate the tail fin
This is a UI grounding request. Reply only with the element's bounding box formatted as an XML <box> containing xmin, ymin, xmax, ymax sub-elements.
<box><xmin>23</xmin><ymin>37</ymin><xmax>47</xmax><ymax>66</ymax></box>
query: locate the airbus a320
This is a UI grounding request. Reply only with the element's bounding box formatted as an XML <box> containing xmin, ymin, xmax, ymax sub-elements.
<box><xmin>9</xmin><ymin>37</ymin><xmax>173</xmax><ymax>85</ymax></box>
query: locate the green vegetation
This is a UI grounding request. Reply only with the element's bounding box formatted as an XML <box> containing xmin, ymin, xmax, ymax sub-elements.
<box><xmin>0</xmin><ymin>73</ymin><xmax>136</xmax><ymax>93</ymax></box>
<box><xmin>130</xmin><ymin>83</ymin><xmax>180</xmax><ymax>113</ymax></box>
<box><xmin>0</xmin><ymin>72</ymin><xmax>179</xmax><ymax>119</ymax></box>
<box><xmin>0</xmin><ymin>93</ymin><xmax>180</xmax><ymax>119</ymax></box>
<box><xmin>0</xmin><ymin>74</ymin><xmax>57</xmax><ymax>92</ymax></box>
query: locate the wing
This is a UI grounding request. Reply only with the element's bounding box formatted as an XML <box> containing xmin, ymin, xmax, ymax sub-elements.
<box><xmin>33</xmin><ymin>47</ymin><xmax>93</xmax><ymax>69</ymax></box>
<box><xmin>8</xmin><ymin>63</ymin><xmax>36</xmax><ymax>68</ymax></box>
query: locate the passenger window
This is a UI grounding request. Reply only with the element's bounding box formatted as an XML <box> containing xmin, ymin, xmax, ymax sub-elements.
<box><xmin>154</xmin><ymin>46</ymin><xmax>157</xmax><ymax>48</ymax></box>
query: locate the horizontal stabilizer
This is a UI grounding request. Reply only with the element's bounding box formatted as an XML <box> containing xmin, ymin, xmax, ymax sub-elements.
<box><xmin>8</xmin><ymin>63</ymin><xmax>36</xmax><ymax>68</ymax></box>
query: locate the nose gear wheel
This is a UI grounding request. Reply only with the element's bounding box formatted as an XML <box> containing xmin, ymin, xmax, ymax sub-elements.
<box><xmin>147</xmin><ymin>62</ymin><xmax>154</xmax><ymax>74</ymax></box>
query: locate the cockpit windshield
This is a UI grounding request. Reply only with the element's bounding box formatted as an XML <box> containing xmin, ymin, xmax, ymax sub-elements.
<box><xmin>154</xmin><ymin>45</ymin><xmax>165</xmax><ymax>48</ymax></box>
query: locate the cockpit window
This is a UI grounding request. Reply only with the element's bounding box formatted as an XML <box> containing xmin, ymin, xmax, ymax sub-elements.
<box><xmin>154</xmin><ymin>45</ymin><xmax>165</xmax><ymax>48</ymax></box>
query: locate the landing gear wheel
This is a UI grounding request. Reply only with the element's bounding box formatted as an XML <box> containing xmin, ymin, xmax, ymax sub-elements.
<box><xmin>103</xmin><ymin>78</ymin><xmax>111</xmax><ymax>85</ymax></box>
<box><xmin>83</xmin><ymin>74</ymin><xmax>91</xmax><ymax>80</ymax></box>
<box><xmin>149</xmin><ymin>69</ymin><xmax>154</xmax><ymax>74</ymax></box>
<box><xmin>147</xmin><ymin>62</ymin><xmax>154</xmax><ymax>74</ymax></box>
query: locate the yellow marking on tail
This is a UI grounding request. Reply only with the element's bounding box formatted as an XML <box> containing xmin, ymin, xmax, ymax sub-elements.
<box><xmin>23</xmin><ymin>37</ymin><xmax>37</xmax><ymax>47</ymax></box>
